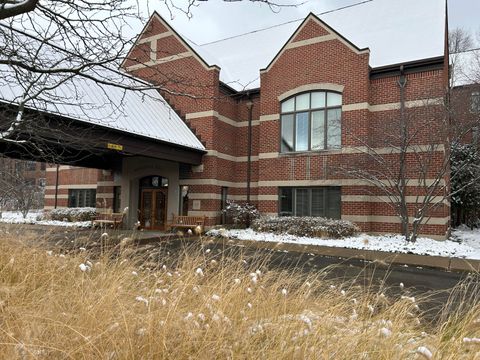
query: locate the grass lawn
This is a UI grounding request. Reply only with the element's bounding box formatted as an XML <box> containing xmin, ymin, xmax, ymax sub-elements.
<box><xmin>0</xmin><ymin>230</ymin><xmax>479</xmax><ymax>359</ymax></box>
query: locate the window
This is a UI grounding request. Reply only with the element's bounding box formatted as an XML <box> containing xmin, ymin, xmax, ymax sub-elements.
<box><xmin>280</xmin><ymin>91</ymin><xmax>342</xmax><ymax>152</ymax></box>
<box><xmin>24</xmin><ymin>179</ymin><xmax>36</xmax><ymax>187</ymax></box>
<box><xmin>472</xmin><ymin>126</ymin><xmax>479</xmax><ymax>145</ymax></box>
<box><xmin>68</xmin><ymin>189</ymin><xmax>96</xmax><ymax>208</ymax></box>
<box><xmin>279</xmin><ymin>187</ymin><xmax>341</xmax><ymax>219</ymax></box>
<box><xmin>139</xmin><ymin>176</ymin><xmax>168</xmax><ymax>188</ymax></box>
<box><xmin>472</xmin><ymin>92</ymin><xmax>480</xmax><ymax>113</ymax></box>
<box><xmin>25</xmin><ymin>161</ymin><xmax>36</xmax><ymax>171</ymax></box>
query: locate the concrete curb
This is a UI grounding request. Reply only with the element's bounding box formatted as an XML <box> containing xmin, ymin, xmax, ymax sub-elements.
<box><xmin>205</xmin><ymin>237</ymin><xmax>480</xmax><ymax>273</ymax></box>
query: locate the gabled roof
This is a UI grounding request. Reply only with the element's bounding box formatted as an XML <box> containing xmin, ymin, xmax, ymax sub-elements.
<box><xmin>166</xmin><ymin>0</ymin><xmax>446</xmax><ymax>91</ymax></box>
<box><xmin>122</xmin><ymin>12</ymin><xmax>219</xmax><ymax>73</ymax></box>
<box><xmin>260</xmin><ymin>13</ymin><xmax>370</xmax><ymax>74</ymax></box>
<box><xmin>0</xmin><ymin>65</ymin><xmax>206</xmax><ymax>151</ymax></box>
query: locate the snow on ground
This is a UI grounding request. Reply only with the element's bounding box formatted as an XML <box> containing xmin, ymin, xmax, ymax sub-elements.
<box><xmin>0</xmin><ymin>211</ymin><xmax>91</xmax><ymax>228</ymax></box>
<box><xmin>451</xmin><ymin>225</ymin><xmax>480</xmax><ymax>249</ymax></box>
<box><xmin>207</xmin><ymin>228</ymin><xmax>480</xmax><ymax>260</ymax></box>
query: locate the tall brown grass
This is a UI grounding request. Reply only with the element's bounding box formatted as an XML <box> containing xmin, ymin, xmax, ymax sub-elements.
<box><xmin>0</xmin><ymin>231</ymin><xmax>479</xmax><ymax>359</ymax></box>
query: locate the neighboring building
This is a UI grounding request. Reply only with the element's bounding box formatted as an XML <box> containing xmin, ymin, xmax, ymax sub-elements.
<box><xmin>450</xmin><ymin>49</ymin><xmax>480</xmax><ymax>144</ymax></box>
<box><xmin>0</xmin><ymin>157</ymin><xmax>46</xmax><ymax>188</ymax></box>
<box><xmin>0</xmin><ymin>157</ymin><xmax>46</xmax><ymax>210</ymax></box>
<box><xmin>451</xmin><ymin>84</ymin><xmax>480</xmax><ymax>143</ymax></box>
<box><xmin>449</xmin><ymin>49</ymin><xmax>480</xmax><ymax>227</ymax></box>
<box><xmin>43</xmin><ymin>0</ymin><xmax>451</xmax><ymax>238</ymax></box>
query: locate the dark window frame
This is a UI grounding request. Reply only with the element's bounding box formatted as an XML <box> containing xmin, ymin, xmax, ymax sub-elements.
<box><xmin>113</xmin><ymin>186</ymin><xmax>121</xmax><ymax>213</ymax></box>
<box><xmin>472</xmin><ymin>91</ymin><xmax>480</xmax><ymax>113</ymax></box>
<box><xmin>68</xmin><ymin>189</ymin><xmax>97</xmax><ymax>208</ymax></box>
<box><xmin>280</xmin><ymin>91</ymin><xmax>342</xmax><ymax>153</ymax></box>
<box><xmin>139</xmin><ymin>175</ymin><xmax>169</xmax><ymax>189</ymax></box>
<box><xmin>278</xmin><ymin>186</ymin><xmax>341</xmax><ymax>219</ymax></box>
<box><xmin>25</xmin><ymin>161</ymin><xmax>37</xmax><ymax>171</ymax></box>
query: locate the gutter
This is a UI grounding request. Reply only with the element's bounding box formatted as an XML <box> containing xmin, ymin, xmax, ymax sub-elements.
<box><xmin>246</xmin><ymin>95</ymin><xmax>254</xmax><ymax>205</ymax></box>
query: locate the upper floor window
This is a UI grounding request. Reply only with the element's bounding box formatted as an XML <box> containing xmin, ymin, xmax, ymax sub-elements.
<box><xmin>472</xmin><ymin>92</ymin><xmax>480</xmax><ymax>113</ymax></box>
<box><xmin>280</xmin><ymin>91</ymin><xmax>342</xmax><ymax>152</ymax></box>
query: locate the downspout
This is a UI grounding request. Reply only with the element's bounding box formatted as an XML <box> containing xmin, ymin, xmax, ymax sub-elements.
<box><xmin>54</xmin><ymin>164</ymin><xmax>59</xmax><ymax>209</ymax></box>
<box><xmin>246</xmin><ymin>96</ymin><xmax>254</xmax><ymax>205</ymax></box>
<box><xmin>397</xmin><ymin>65</ymin><xmax>409</xmax><ymax>240</ymax></box>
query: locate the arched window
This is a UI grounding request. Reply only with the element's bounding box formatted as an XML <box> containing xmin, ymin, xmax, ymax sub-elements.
<box><xmin>280</xmin><ymin>91</ymin><xmax>342</xmax><ymax>152</ymax></box>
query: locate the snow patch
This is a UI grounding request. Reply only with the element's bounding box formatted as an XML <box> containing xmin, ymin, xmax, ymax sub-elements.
<box><xmin>208</xmin><ymin>228</ymin><xmax>480</xmax><ymax>260</ymax></box>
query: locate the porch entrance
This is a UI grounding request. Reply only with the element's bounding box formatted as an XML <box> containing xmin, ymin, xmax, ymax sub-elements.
<box><xmin>139</xmin><ymin>176</ymin><xmax>168</xmax><ymax>230</ymax></box>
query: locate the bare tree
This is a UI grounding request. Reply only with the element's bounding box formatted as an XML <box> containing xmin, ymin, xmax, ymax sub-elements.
<box><xmin>0</xmin><ymin>0</ymin><xmax>299</xmax><ymax>163</ymax></box>
<box><xmin>449</xmin><ymin>27</ymin><xmax>473</xmax><ymax>87</ymax></box>
<box><xmin>450</xmin><ymin>27</ymin><xmax>480</xmax><ymax>87</ymax></box>
<box><xmin>339</xmin><ymin>94</ymin><xmax>450</xmax><ymax>242</ymax></box>
<box><xmin>0</xmin><ymin>157</ymin><xmax>43</xmax><ymax>218</ymax></box>
<box><xmin>0</xmin><ymin>157</ymin><xmax>16</xmax><ymax>217</ymax></box>
<box><xmin>337</xmin><ymin>29</ymin><xmax>480</xmax><ymax>242</ymax></box>
<box><xmin>448</xmin><ymin>28</ymin><xmax>480</xmax><ymax>227</ymax></box>
<box><xmin>0</xmin><ymin>0</ymin><xmax>299</xmax><ymax>20</ymax></box>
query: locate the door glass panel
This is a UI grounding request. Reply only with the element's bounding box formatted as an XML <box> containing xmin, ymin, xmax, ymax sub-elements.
<box><xmin>154</xmin><ymin>191</ymin><xmax>165</xmax><ymax>228</ymax></box>
<box><xmin>142</xmin><ymin>191</ymin><xmax>152</xmax><ymax>228</ymax></box>
<box><xmin>295</xmin><ymin>112</ymin><xmax>309</xmax><ymax>151</ymax></box>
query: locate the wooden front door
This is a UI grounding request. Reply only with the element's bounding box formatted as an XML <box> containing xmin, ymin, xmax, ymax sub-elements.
<box><xmin>140</xmin><ymin>189</ymin><xmax>167</xmax><ymax>230</ymax></box>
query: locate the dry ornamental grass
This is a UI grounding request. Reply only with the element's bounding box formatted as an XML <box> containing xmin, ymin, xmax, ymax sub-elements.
<box><xmin>0</xmin><ymin>230</ymin><xmax>479</xmax><ymax>359</ymax></box>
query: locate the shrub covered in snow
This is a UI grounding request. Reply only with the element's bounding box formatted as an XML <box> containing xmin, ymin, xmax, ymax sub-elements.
<box><xmin>251</xmin><ymin>216</ymin><xmax>359</xmax><ymax>239</ymax></box>
<box><xmin>223</xmin><ymin>200</ymin><xmax>260</xmax><ymax>228</ymax></box>
<box><xmin>451</xmin><ymin>142</ymin><xmax>480</xmax><ymax>228</ymax></box>
<box><xmin>35</xmin><ymin>211</ymin><xmax>47</xmax><ymax>221</ymax></box>
<box><xmin>49</xmin><ymin>207</ymin><xmax>97</xmax><ymax>222</ymax></box>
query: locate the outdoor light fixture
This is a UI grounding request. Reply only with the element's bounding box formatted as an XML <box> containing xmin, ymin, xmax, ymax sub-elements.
<box><xmin>398</xmin><ymin>65</ymin><xmax>407</xmax><ymax>88</ymax></box>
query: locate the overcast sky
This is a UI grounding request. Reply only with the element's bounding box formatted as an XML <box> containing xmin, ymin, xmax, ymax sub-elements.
<box><xmin>134</xmin><ymin>0</ymin><xmax>479</xmax><ymax>47</ymax></box>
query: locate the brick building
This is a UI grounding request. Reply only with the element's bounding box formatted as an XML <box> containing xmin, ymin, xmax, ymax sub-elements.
<box><xmin>44</xmin><ymin>166</ymin><xmax>116</xmax><ymax>211</ymax></box>
<box><xmin>43</xmin><ymin>1</ymin><xmax>451</xmax><ymax>238</ymax></box>
<box><xmin>0</xmin><ymin>157</ymin><xmax>46</xmax><ymax>210</ymax></box>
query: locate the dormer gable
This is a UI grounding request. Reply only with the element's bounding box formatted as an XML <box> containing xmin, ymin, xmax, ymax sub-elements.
<box><xmin>121</xmin><ymin>12</ymin><xmax>219</xmax><ymax>72</ymax></box>
<box><xmin>261</xmin><ymin>13</ymin><xmax>369</xmax><ymax>74</ymax></box>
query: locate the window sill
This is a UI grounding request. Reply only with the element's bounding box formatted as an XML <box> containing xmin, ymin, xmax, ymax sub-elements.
<box><xmin>279</xmin><ymin>149</ymin><xmax>342</xmax><ymax>157</ymax></box>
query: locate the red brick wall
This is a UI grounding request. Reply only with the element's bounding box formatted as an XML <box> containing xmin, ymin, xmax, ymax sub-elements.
<box><xmin>50</xmin><ymin>13</ymin><xmax>450</xmax><ymax>238</ymax></box>
<box><xmin>44</xmin><ymin>166</ymin><xmax>101</xmax><ymax>209</ymax></box>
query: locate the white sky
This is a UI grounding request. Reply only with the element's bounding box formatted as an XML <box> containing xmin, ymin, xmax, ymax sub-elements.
<box><xmin>130</xmin><ymin>0</ymin><xmax>479</xmax><ymax>47</ymax></box>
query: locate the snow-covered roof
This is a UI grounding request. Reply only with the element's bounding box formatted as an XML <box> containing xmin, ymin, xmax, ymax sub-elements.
<box><xmin>0</xmin><ymin>65</ymin><xmax>205</xmax><ymax>151</ymax></box>
<box><xmin>182</xmin><ymin>0</ymin><xmax>446</xmax><ymax>91</ymax></box>
<box><xmin>451</xmin><ymin>50</ymin><xmax>480</xmax><ymax>87</ymax></box>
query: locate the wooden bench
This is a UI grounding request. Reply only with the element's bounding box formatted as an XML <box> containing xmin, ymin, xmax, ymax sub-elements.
<box><xmin>92</xmin><ymin>212</ymin><xmax>125</xmax><ymax>229</ymax></box>
<box><xmin>166</xmin><ymin>215</ymin><xmax>206</xmax><ymax>232</ymax></box>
